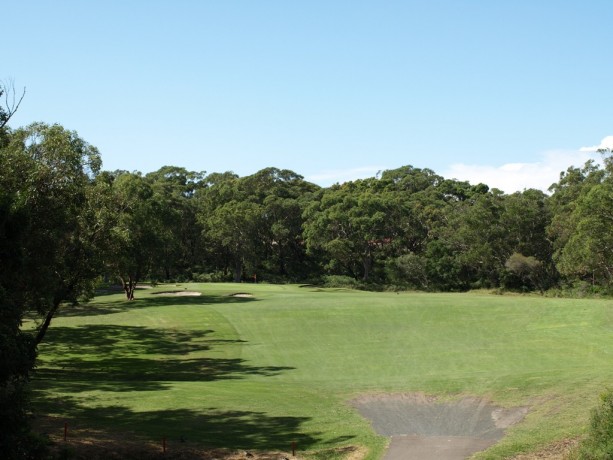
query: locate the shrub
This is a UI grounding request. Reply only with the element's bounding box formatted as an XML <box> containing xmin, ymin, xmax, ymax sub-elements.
<box><xmin>573</xmin><ymin>389</ymin><xmax>613</xmax><ymax>459</ymax></box>
<box><xmin>322</xmin><ymin>275</ymin><xmax>361</xmax><ymax>289</ymax></box>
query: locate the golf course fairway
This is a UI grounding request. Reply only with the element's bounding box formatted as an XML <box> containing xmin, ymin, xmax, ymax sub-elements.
<box><xmin>30</xmin><ymin>283</ymin><xmax>613</xmax><ymax>459</ymax></box>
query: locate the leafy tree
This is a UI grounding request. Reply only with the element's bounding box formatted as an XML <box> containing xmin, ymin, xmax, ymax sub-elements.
<box><xmin>304</xmin><ymin>178</ymin><xmax>412</xmax><ymax>281</ymax></box>
<box><xmin>548</xmin><ymin>159</ymin><xmax>612</xmax><ymax>288</ymax></box>
<box><xmin>145</xmin><ymin>166</ymin><xmax>206</xmax><ymax>280</ymax></box>
<box><xmin>205</xmin><ymin>200</ymin><xmax>264</xmax><ymax>282</ymax></box>
<box><xmin>197</xmin><ymin>168</ymin><xmax>318</xmax><ymax>282</ymax></box>
<box><xmin>556</xmin><ymin>181</ymin><xmax>613</xmax><ymax>286</ymax></box>
<box><xmin>106</xmin><ymin>171</ymin><xmax>165</xmax><ymax>299</ymax></box>
<box><xmin>0</xmin><ymin>122</ymin><xmax>103</xmax><ymax>456</ymax></box>
<box><xmin>244</xmin><ymin>168</ymin><xmax>319</xmax><ymax>279</ymax></box>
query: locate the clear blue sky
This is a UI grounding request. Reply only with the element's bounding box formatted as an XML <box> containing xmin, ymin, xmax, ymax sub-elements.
<box><xmin>4</xmin><ymin>1</ymin><xmax>612</xmax><ymax>191</ymax></box>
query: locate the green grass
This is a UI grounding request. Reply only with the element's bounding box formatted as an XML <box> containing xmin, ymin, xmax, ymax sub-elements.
<box><xmin>30</xmin><ymin>284</ymin><xmax>613</xmax><ymax>459</ymax></box>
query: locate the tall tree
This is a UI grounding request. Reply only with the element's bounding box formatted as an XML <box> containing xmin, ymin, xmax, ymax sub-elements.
<box><xmin>106</xmin><ymin>171</ymin><xmax>166</xmax><ymax>300</ymax></box>
<box><xmin>0</xmin><ymin>122</ymin><xmax>103</xmax><ymax>456</ymax></box>
<box><xmin>145</xmin><ymin>166</ymin><xmax>206</xmax><ymax>280</ymax></box>
<box><xmin>556</xmin><ymin>179</ymin><xmax>613</xmax><ymax>286</ymax></box>
<box><xmin>304</xmin><ymin>178</ymin><xmax>412</xmax><ymax>281</ymax></box>
<box><xmin>548</xmin><ymin>160</ymin><xmax>606</xmax><ymax>287</ymax></box>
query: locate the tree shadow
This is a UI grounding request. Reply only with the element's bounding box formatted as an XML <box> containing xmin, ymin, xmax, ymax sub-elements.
<box><xmin>36</xmin><ymin>395</ymin><xmax>325</xmax><ymax>451</ymax></box>
<box><xmin>31</xmin><ymin>318</ymin><xmax>358</xmax><ymax>453</ymax></box>
<box><xmin>34</xmin><ymin>325</ymin><xmax>292</xmax><ymax>393</ymax></box>
<box><xmin>59</xmin><ymin>293</ymin><xmax>258</xmax><ymax>318</ymax></box>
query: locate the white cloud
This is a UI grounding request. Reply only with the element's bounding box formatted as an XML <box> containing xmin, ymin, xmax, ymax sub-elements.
<box><xmin>579</xmin><ymin>135</ymin><xmax>613</xmax><ymax>152</ymax></box>
<box><xmin>307</xmin><ymin>137</ymin><xmax>613</xmax><ymax>193</ymax></box>
<box><xmin>443</xmin><ymin>149</ymin><xmax>602</xmax><ymax>194</ymax></box>
<box><xmin>307</xmin><ymin>165</ymin><xmax>387</xmax><ymax>186</ymax></box>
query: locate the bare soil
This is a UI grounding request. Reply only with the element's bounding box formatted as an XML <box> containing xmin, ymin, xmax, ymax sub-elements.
<box><xmin>508</xmin><ymin>438</ymin><xmax>580</xmax><ymax>460</ymax></box>
<box><xmin>37</xmin><ymin>418</ymin><xmax>302</xmax><ymax>460</ymax></box>
<box><xmin>352</xmin><ymin>393</ymin><xmax>528</xmax><ymax>460</ymax></box>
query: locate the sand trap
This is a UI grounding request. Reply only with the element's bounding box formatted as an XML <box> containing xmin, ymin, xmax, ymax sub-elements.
<box><xmin>230</xmin><ymin>293</ymin><xmax>254</xmax><ymax>298</ymax></box>
<box><xmin>152</xmin><ymin>290</ymin><xmax>202</xmax><ymax>296</ymax></box>
<box><xmin>352</xmin><ymin>393</ymin><xmax>527</xmax><ymax>460</ymax></box>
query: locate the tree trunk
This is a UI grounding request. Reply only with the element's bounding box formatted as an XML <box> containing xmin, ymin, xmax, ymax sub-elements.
<box><xmin>33</xmin><ymin>299</ymin><xmax>61</xmax><ymax>347</ymax></box>
<box><xmin>33</xmin><ymin>281</ymin><xmax>73</xmax><ymax>347</ymax></box>
<box><xmin>233</xmin><ymin>260</ymin><xmax>242</xmax><ymax>282</ymax></box>
<box><xmin>362</xmin><ymin>251</ymin><xmax>373</xmax><ymax>281</ymax></box>
<box><xmin>120</xmin><ymin>275</ymin><xmax>137</xmax><ymax>300</ymax></box>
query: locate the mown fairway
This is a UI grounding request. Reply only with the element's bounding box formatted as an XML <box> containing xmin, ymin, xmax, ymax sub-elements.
<box><xmin>31</xmin><ymin>284</ymin><xmax>613</xmax><ymax>459</ymax></box>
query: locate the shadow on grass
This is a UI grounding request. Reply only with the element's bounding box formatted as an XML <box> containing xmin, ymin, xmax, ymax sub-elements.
<box><xmin>59</xmin><ymin>293</ymin><xmax>258</xmax><ymax>318</ymax></box>
<box><xmin>34</xmin><ymin>325</ymin><xmax>292</xmax><ymax>393</ymax></box>
<box><xmin>37</xmin><ymin>395</ymin><xmax>325</xmax><ymax>450</ymax></box>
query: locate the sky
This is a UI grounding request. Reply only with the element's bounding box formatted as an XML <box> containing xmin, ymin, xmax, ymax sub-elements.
<box><xmin>3</xmin><ymin>1</ymin><xmax>612</xmax><ymax>193</ymax></box>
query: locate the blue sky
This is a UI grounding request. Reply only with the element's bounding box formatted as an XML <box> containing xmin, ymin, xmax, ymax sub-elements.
<box><xmin>4</xmin><ymin>1</ymin><xmax>612</xmax><ymax>192</ymax></box>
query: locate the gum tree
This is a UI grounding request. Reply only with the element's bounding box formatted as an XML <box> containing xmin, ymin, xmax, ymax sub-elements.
<box><xmin>0</xmin><ymin>122</ymin><xmax>103</xmax><ymax>455</ymax></box>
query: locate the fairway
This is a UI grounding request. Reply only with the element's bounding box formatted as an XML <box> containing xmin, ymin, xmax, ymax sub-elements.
<box><xmin>31</xmin><ymin>284</ymin><xmax>613</xmax><ymax>459</ymax></box>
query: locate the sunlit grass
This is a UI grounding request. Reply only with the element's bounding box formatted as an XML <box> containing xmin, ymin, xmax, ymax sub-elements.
<box><xmin>31</xmin><ymin>283</ymin><xmax>613</xmax><ymax>459</ymax></box>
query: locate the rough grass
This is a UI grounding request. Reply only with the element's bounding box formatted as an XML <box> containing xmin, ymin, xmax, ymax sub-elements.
<box><xmin>29</xmin><ymin>284</ymin><xmax>613</xmax><ymax>459</ymax></box>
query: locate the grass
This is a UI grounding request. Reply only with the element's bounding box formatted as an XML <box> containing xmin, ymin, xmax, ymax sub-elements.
<box><xmin>30</xmin><ymin>283</ymin><xmax>613</xmax><ymax>459</ymax></box>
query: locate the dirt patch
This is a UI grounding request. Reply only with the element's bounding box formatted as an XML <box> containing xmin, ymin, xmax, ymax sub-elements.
<box><xmin>35</xmin><ymin>417</ymin><xmax>303</xmax><ymax>460</ymax></box>
<box><xmin>509</xmin><ymin>438</ymin><xmax>580</xmax><ymax>459</ymax></box>
<box><xmin>352</xmin><ymin>393</ymin><xmax>527</xmax><ymax>460</ymax></box>
<box><xmin>152</xmin><ymin>290</ymin><xmax>202</xmax><ymax>296</ymax></box>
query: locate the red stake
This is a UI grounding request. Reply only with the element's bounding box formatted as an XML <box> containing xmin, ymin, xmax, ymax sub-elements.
<box><xmin>292</xmin><ymin>441</ymin><xmax>296</xmax><ymax>456</ymax></box>
<box><xmin>64</xmin><ymin>422</ymin><xmax>68</xmax><ymax>442</ymax></box>
<box><xmin>163</xmin><ymin>437</ymin><xmax>166</xmax><ymax>453</ymax></box>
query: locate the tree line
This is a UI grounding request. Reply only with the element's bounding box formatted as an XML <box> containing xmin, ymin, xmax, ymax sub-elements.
<box><xmin>17</xmin><ymin>145</ymin><xmax>606</xmax><ymax>297</ymax></box>
<box><xmin>2</xmin><ymin>95</ymin><xmax>613</xmax><ymax>455</ymax></box>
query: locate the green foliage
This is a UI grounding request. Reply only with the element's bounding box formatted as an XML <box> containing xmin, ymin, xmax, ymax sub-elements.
<box><xmin>574</xmin><ymin>389</ymin><xmax>613</xmax><ymax>459</ymax></box>
<box><xmin>0</xmin><ymin>122</ymin><xmax>104</xmax><ymax>457</ymax></box>
<box><xmin>321</xmin><ymin>274</ymin><xmax>362</xmax><ymax>289</ymax></box>
<box><xmin>503</xmin><ymin>252</ymin><xmax>546</xmax><ymax>292</ymax></box>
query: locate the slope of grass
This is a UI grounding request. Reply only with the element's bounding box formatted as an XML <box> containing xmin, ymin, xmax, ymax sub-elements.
<box><xmin>30</xmin><ymin>284</ymin><xmax>613</xmax><ymax>459</ymax></box>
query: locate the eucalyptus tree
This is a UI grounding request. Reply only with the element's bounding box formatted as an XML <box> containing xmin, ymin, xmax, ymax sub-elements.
<box><xmin>106</xmin><ymin>171</ymin><xmax>165</xmax><ymax>299</ymax></box>
<box><xmin>303</xmin><ymin>177</ymin><xmax>412</xmax><ymax>281</ymax></box>
<box><xmin>547</xmin><ymin>160</ymin><xmax>606</xmax><ymax>287</ymax></box>
<box><xmin>242</xmin><ymin>168</ymin><xmax>319</xmax><ymax>279</ymax></box>
<box><xmin>145</xmin><ymin>166</ymin><xmax>206</xmax><ymax>280</ymax></box>
<box><xmin>386</xmin><ymin>177</ymin><xmax>490</xmax><ymax>290</ymax></box>
<box><xmin>552</xmin><ymin>154</ymin><xmax>613</xmax><ymax>287</ymax></box>
<box><xmin>0</xmin><ymin>80</ymin><xmax>25</xmax><ymax>130</ymax></box>
<box><xmin>197</xmin><ymin>167</ymin><xmax>318</xmax><ymax>282</ymax></box>
<box><xmin>0</xmin><ymin>122</ymin><xmax>104</xmax><ymax>455</ymax></box>
<box><xmin>498</xmin><ymin>189</ymin><xmax>555</xmax><ymax>291</ymax></box>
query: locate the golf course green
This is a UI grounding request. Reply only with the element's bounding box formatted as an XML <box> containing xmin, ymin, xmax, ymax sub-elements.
<box><xmin>30</xmin><ymin>283</ymin><xmax>613</xmax><ymax>459</ymax></box>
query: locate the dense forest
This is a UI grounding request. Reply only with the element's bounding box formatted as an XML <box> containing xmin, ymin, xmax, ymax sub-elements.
<box><xmin>2</xmin><ymin>87</ymin><xmax>613</xmax><ymax>455</ymax></box>
<box><xmin>5</xmin><ymin>122</ymin><xmax>609</xmax><ymax>297</ymax></box>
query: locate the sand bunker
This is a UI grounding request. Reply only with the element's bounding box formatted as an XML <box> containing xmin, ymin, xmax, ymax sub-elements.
<box><xmin>152</xmin><ymin>290</ymin><xmax>202</xmax><ymax>296</ymax></box>
<box><xmin>353</xmin><ymin>393</ymin><xmax>527</xmax><ymax>460</ymax></box>
<box><xmin>230</xmin><ymin>293</ymin><xmax>254</xmax><ymax>298</ymax></box>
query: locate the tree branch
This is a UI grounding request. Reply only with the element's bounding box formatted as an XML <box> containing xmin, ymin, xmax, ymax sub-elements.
<box><xmin>0</xmin><ymin>79</ymin><xmax>26</xmax><ymax>129</ymax></box>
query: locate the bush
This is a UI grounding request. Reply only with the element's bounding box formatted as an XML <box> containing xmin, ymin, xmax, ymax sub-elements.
<box><xmin>322</xmin><ymin>275</ymin><xmax>361</xmax><ymax>289</ymax></box>
<box><xmin>191</xmin><ymin>271</ymin><xmax>232</xmax><ymax>283</ymax></box>
<box><xmin>573</xmin><ymin>389</ymin><xmax>613</xmax><ymax>459</ymax></box>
